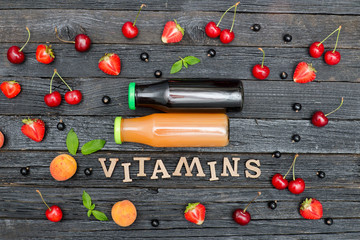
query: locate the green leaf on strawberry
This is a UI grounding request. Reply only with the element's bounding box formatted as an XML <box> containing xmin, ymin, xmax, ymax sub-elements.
<box><xmin>66</xmin><ymin>128</ymin><xmax>79</xmax><ymax>155</ymax></box>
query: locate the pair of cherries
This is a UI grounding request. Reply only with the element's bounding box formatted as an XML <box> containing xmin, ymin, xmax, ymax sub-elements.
<box><xmin>309</xmin><ymin>26</ymin><xmax>342</xmax><ymax>65</ymax></box>
<box><xmin>44</xmin><ymin>69</ymin><xmax>82</xmax><ymax>107</ymax></box>
<box><xmin>272</xmin><ymin>154</ymin><xmax>305</xmax><ymax>195</ymax></box>
<box><xmin>205</xmin><ymin>2</ymin><xmax>240</xmax><ymax>44</ymax></box>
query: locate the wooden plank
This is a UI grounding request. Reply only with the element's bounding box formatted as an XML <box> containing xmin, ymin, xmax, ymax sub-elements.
<box><xmin>0</xmin><ymin>116</ymin><xmax>359</xmax><ymax>154</ymax></box>
<box><xmin>0</xmin><ymin>152</ymin><xmax>358</xmax><ymax>188</ymax></box>
<box><xmin>1</xmin><ymin>44</ymin><xmax>359</xmax><ymax>82</ymax></box>
<box><xmin>0</xmin><ymin>0</ymin><xmax>359</xmax><ymax>15</ymax></box>
<box><xmin>0</xmin><ymin>10</ymin><xmax>358</xmax><ymax>48</ymax></box>
<box><xmin>0</xmin><ymin>78</ymin><xmax>358</xmax><ymax>120</ymax></box>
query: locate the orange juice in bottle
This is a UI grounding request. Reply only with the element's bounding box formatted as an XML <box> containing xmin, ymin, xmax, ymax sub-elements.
<box><xmin>114</xmin><ymin>113</ymin><xmax>229</xmax><ymax>147</ymax></box>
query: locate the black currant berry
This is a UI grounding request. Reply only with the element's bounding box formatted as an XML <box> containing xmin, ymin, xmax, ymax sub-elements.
<box><xmin>251</xmin><ymin>24</ymin><xmax>261</xmax><ymax>32</ymax></box>
<box><xmin>57</xmin><ymin>122</ymin><xmax>65</xmax><ymax>131</ymax></box>
<box><xmin>280</xmin><ymin>72</ymin><xmax>288</xmax><ymax>79</ymax></box>
<box><xmin>84</xmin><ymin>168</ymin><xmax>92</xmax><ymax>176</ymax></box>
<box><xmin>325</xmin><ymin>218</ymin><xmax>333</xmax><ymax>225</ymax></box>
<box><xmin>272</xmin><ymin>151</ymin><xmax>281</xmax><ymax>158</ymax></box>
<box><xmin>293</xmin><ymin>103</ymin><xmax>302</xmax><ymax>112</ymax></box>
<box><xmin>317</xmin><ymin>171</ymin><xmax>326</xmax><ymax>178</ymax></box>
<box><xmin>151</xmin><ymin>219</ymin><xmax>159</xmax><ymax>227</ymax></box>
<box><xmin>207</xmin><ymin>49</ymin><xmax>216</xmax><ymax>57</ymax></box>
<box><xmin>154</xmin><ymin>70</ymin><xmax>162</xmax><ymax>78</ymax></box>
<box><xmin>140</xmin><ymin>52</ymin><xmax>149</xmax><ymax>62</ymax></box>
<box><xmin>292</xmin><ymin>134</ymin><xmax>301</xmax><ymax>142</ymax></box>
<box><xmin>283</xmin><ymin>34</ymin><xmax>292</xmax><ymax>42</ymax></box>
<box><xmin>102</xmin><ymin>96</ymin><xmax>111</xmax><ymax>104</ymax></box>
<box><xmin>268</xmin><ymin>201</ymin><xmax>277</xmax><ymax>210</ymax></box>
<box><xmin>20</xmin><ymin>167</ymin><xmax>29</xmax><ymax>176</ymax></box>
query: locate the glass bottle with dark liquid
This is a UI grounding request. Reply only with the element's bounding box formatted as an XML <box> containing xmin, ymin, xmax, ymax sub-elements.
<box><xmin>128</xmin><ymin>80</ymin><xmax>244</xmax><ymax>112</ymax></box>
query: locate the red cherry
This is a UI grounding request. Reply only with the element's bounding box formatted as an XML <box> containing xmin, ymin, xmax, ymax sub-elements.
<box><xmin>44</xmin><ymin>91</ymin><xmax>62</xmax><ymax>107</ymax></box>
<box><xmin>324</xmin><ymin>51</ymin><xmax>341</xmax><ymax>65</ymax></box>
<box><xmin>55</xmin><ymin>27</ymin><xmax>91</xmax><ymax>52</ymax></box>
<box><xmin>205</xmin><ymin>22</ymin><xmax>221</xmax><ymax>38</ymax></box>
<box><xmin>309</xmin><ymin>42</ymin><xmax>324</xmax><ymax>58</ymax></box>
<box><xmin>312</xmin><ymin>97</ymin><xmax>343</xmax><ymax>127</ymax></box>
<box><xmin>220</xmin><ymin>29</ymin><xmax>235</xmax><ymax>44</ymax></box>
<box><xmin>122</xmin><ymin>22</ymin><xmax>139</xmax><ymax>39</ymax></box>
<box><xmin>271</xmin><ymin>173</ymin><xmax>289</xmax><ymax>190</ymax></box>
<box><xmin>232</xmin><ymin>192</ymin><xmax>261</xmax><ymax>226</ymax></box>
<box><xmin>65</xmin><ymin>90</ymin><xmax>82</xmax><ymax>105</ymax></box>
<box><xmin>252</xmin><ymin>48</ymin><xmax>270</xmax><ymax>80</ymax></box>
<box><xmin>288</xmin><ymin>178</ymin><xmax>305</xmax><ymax>194</ymax></box>
<box><xmin>7</xmin><ymin>27</ymin><xmax>30</xmax><ymax>64</ymax></box>
<box><xmin>36</xmin><ymin>190</ymin><xmax>63</xmax><ymax>222</ymax></box>
<box><xmin>74</xmin><ymin>34</ymin><xmax>91</xmax><ymax>52</ymax></box>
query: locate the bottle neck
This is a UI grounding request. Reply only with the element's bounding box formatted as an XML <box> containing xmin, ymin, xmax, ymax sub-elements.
<box><xmin>135</xmin><ymin>81</ymin><xmax>168</xmax><ymax>107</ymax></box>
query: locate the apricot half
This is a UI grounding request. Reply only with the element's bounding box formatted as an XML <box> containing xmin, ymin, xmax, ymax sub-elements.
<box><xmin>111</xmin><ymin>200</ymin><xmax>137</xmax><ymax>227</ymax></box>
<box><xmin>50</xmin><ymin>154</ymin><xmax>77</xmax><ymax>181</ymax></box>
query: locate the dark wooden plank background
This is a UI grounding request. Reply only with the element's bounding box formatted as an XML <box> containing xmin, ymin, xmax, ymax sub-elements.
<box><xmin>1</xmin><ymin>1</ymin><xmax>360</xmax><ymax>239</ymax></box>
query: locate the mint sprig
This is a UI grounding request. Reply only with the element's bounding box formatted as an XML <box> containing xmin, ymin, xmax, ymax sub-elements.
<box><xmin>170</xmin><ymin>56</ymin><xmax>200</xmax><ymax>74</ymax></box>
<box><xmin>82</xmin><ymin>190</ymin><xmax>108</xmax><ymax>221</ymax></box>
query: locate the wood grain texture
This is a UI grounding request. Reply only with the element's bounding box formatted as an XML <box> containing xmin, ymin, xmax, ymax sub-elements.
<box><xmin>0</xmin><ymin>116</ymin><xmax>359</xmax><ymax>153</ymax></box>
<box><xmin>0</xmin><ymin>10</ymin><xmax>359</xmax><ymax>48</ymax></box>
<box><xmin>1</xmin><ymin>44</ymin><xmax>359</xmax><ymax>82</ymax></box>
<box><xmin>1</xmin><ymin>0</ymin><xmax>360</xmax><ymax>15</ymax></box>
<box><xmin>0</xmin><ymin>78</ymin><xmax>358</xmax><ymax>120</ymax></box>
<box><xmin>1</xmin><ymin>152</ymin><xmax>359</xmax><ymax>188</ymax></box>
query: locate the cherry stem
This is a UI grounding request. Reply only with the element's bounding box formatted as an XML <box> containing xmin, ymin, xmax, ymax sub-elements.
<box><xmin>230</xmin><ymin>4</ymin><xmax>238</xmax><ymax>32</ymax></box>
<box><xmin>292</xmin><ymin>154</ymin><xmax>299</xmax><ymax>181</ymax></box>
<box><xmin>54</xmin><ymin>69</ymin><xmax>73</xmax><ymax>91</ymax></box>
<box><xmin>133</xmin><ymin>4</ymin><xmax>146</xmax><ymax>26</ymax></box>
<box><xmin>325</xmin><ymin>97</ymin><xmax>344</xmax><ymax>117</ymax></box>
<box><xmin>258</xmin><ymin>48</ymin><xmax>265</xmax><ymax>68</ymax></box>
<box><xmin>332</xmin><ymin>26</ymin><xmax>341</xmax><ymax>53</ymax></box>
<box><xmin>283</xmin><ymin>154</ymin><xmax>299</xmax><ymax>179</ymax></box>
<box><xmin>55</xmin><ymin>27</ymin><xmax>76</xmax><ymax>44</ymax></box>
<box><xmin>36</xmin><ymin>190</ymin><xmax>51</xmax><ymax>211</ymax></box>
<box><xmin>243</xmin><ymin>192</ymin><xmax>261</xmax><ymax>213</ymax></box>
<box><xmin>49</xmin><ymin>70</ymin><xmax>56</xmax><ymax>94</ymax></box>
<box><xmin>317</xmin><ymin>26</ymin><xmax>341</xmax><ymax>46</ymax></box>
<box><xmin>19</xmin><ymin>27</ymin><xmax>31</xmax><ymax>52</ymax></box>
<box><xmin>216</xmin><ymin>2</ymin><xmax>240</xmax><ymax>27</ymax></box>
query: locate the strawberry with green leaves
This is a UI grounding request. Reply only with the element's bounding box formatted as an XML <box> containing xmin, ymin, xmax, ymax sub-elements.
<box><xmin>98</xmin><ymin>53</ymin><xmax>121</xmax><ymax>75</ymax></box>
<box><xmin>161</xmin><ymin>19</ymin><xmax>184</xmax><ymax>43</ymax></box>
<box><xmin>293</xmin><ymin>62</ymin><xmax>316</xmax><ymax>84</ymax></box>
<box><xmin>36</xmin><ymin>44</ymin><xmax>55</xmax><ymax>64</ymax></box>
<box><xmin>21</xmin><ymin>118</ymin><xmax>45</xmax><ymax>142</ymax></box>
<box><xmin>300</xmin><ymin>198</ymin><xmax>323</xmax><ymax>220</ymax></box>
<box><xmin>1</xmin><ymin>81</ymin><xmax>21</xmax><ymax>98</ymax></box>
<box><xmin>184</xmin><ymin>202</ymin><xmax>206</xmax><ymax>225</ymax></box>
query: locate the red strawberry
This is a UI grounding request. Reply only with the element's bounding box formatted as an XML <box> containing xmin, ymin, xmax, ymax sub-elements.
<box><xmin>293</xmin><ymin>62</ymin><xmax>316</xmax><ymax>84</ymax></box>
<box><xmin>21</xmin><ymin>118</ymin><xmax>45</xmax><ymax>142</ymax></box>
<box><xmin>36</xmin><ymin>44</ymin><xmax>55</xmax><ymax>64</ymax></box>
<box><xmin>184</xmin><ymin>202</ymin><xmax>206</xmax><ymax>225</ymax></box>
<box><xmin>161</xmin><ymin>19</ymin><xmax>184</xmax><ymax>43</ymax></box>
<box><xmin>1</xmin><ymin>81</ymin><xmax>21</xmax><ymax>98</ymax></box>
<box><xmin>300</xmin><ymin>198</ymin><xmax>323</xmax><ymax>220</ymax></box>
<box><xmin>98</xmin><ymin>53</ymin><xmax>121</xmax><ymax>75</ymax></box>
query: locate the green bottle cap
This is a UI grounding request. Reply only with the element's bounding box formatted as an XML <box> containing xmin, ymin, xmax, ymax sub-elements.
<box><xmin>128</xmin><ymin>82</ymin><xmax>136</xmax><ymax>110</ymax></box>
<box><xmin>114</xmin><ymin>117</ymin><xmax>122</xmax><ymax>144</ymax></box>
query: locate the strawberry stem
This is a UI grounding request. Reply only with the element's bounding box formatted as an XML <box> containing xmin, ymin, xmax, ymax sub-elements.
<box><xmin>216</xmin><ymin>2</ymin><xmax>240</xmax><ymax>27</ymax></box>
<box><xmin>19</xmin><ymin>27</ymin><xmax>31</xmax><ymax>52</ymax></box>
<box><xmin>258</xmin><ymin>48</ymin><xmax>265</xmax><ymax>68</ymax></box>
<box><xmin>230</xmin><ymin>4</ymin><xmax>238</xmax><ymax>32</ymax></box>
<box><xmin>243</xmin><ymin>192</ymin><xmax>261</xmax><ymax>213</ymax></box>
<box><xmin>55</xmin><ymin>27</ymin><xmax>76</xmax><ymax>44</ymax></box>
<box><xmin>332</xmin><ymin>26</ymin><xmax>342</xmax><ymax>53</ymax></box>
<box><xmin>54</xmin><ymin>69</ymin><xmax>73</xmax><ymax>91</ymax></box>
<box><xmin>36</xmin><ymin>190</ymin><xmax>51</xmax><ymax>211</ymax></box>
<box><xmin>325</xmin><ymin>97</ymin><xmax>344</xmax><ymax>117</ymax></box>
<box><xmin>283</xmin><ymin>154</ymin><xmax>299</xmax><ymax>179</ymax></box>
<box><xmin>133</xmin><ymin>4</ymin><xmax>146</xmax><ymax>27</ymax></box>
<box><xmin>49</xmin><ymin>70</ymin><xmax>56</xmax><ymax>94</ymax></box>
<box><xmin>317</xmin><ymin>26</ymin><xmax>341</xmax><ymax>47</ymax></box>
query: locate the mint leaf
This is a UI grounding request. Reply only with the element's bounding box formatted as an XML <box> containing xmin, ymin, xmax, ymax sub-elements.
<box><xmin>66</xmin><ymin>128</ymin><xmax>79</xmax><ymax>155</ymax></box>
<box><xmin>91</xmin><ymin>204</ymin><xmax>96</xmax><ymax>210</ymax></box>
<box><xmin>81</xmin><ymin>139</ymin><xmax>106</xmax><ymax>155</ymax></box>
<box><xmin>87</xmin><ymin>209</ymin><xmax>92</xmax><ymax>217</ymax></box>
<box><xmin>183</xmin><ymin>60</ymin><xmax>188</xmax><ymax>68</ymax></box>
<box><xmin>92</xmin><ymin>210</ymin><xmax>109</xmax><ymax>221</ymax></box>
<box><xmin>170</xmin><ymin>60</ymin><xmax>183</xmax><ymax>74</ymax></box>
<box><xmin>183</xmin><ymin>56</ymin><xmax>201</xmax><ymax>65</ymax></box>
<box><xmin>82</xmin><ymin>190</ymin><xmax>92</xmax><ymax>209</ymax></box>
